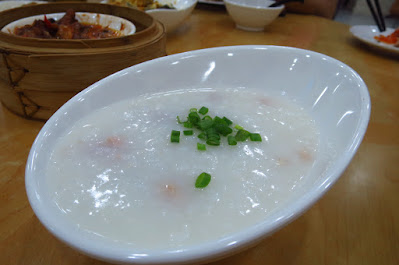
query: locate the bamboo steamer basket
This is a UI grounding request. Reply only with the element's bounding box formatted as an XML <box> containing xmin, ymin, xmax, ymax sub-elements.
<box><xmin>0</xmin><ymin>2</ymin><xmax>166</xmax><ymax>120</ymax></box>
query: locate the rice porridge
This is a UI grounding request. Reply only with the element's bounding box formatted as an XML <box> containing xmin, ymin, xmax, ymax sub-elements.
<box><xmin>46</xmin><ymin>88</ymin><xmax>320</xmax><ymax>250</ymax></box>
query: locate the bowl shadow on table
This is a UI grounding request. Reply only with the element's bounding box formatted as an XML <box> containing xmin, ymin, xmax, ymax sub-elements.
<box><xmin>221</xmin><ymin>15</ymin><xmax>283</xmax><ymax>34</ymax></box>
<box><xmin>196</xmin><ymin>2</ymin><xmax>226</xmax><ymax>12</ymax></box>
<box><xmin>167</xmin><ymin>19</ymin><xmax>193</xmax><ymax>37</ymax></box>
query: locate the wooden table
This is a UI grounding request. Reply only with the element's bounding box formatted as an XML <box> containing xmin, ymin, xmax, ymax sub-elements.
<box><xmin>1</xmin><ymin>6</ymin><xmax>398</xmax><ymax>265</ymax></box>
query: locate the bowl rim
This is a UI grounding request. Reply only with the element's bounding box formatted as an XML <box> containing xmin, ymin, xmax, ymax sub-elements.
<box><xmin>25</xmin><ymin>45</ymin><xmax>371</xmax><ymax>264</ymax></box>
<box><xmin>98</xmin><ymin>0</ymin><xmax>198</xmax><ymax>13</ymax></box>
<box><xmin>1</xmin><ymin>11</ymin><xmax>137</xmax><ymax>36</ymax></box>
<box><xmin>146</xmin><ymin>0</ymin><xmax>198</xmax><ymax>13</ymax></box>
<box><xmin>223</xmin><ymin>0</ymin><xmax>285</xmax><ymax>10</ymax></box>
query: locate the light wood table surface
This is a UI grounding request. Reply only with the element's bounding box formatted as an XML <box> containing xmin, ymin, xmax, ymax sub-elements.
<box><xmin>1</xmin><ymin>5</ymin><xmax>398</xmax><ymax>265</ymax></box>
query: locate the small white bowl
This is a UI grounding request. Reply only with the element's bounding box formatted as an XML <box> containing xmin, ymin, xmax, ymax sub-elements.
<box><xmin>147</xmin><ymin>0</ymin><xmax>197</xmax><ymax>32</ymax></box>
<box><xmin>224</xmin><ymin>0</ymin><xmax>284</xmax><ymax>31</ymax></box>
<box><xmin>95</xmin><ymin>0</ymin><xmax>197</xmax><ymax>33</ymax></box>
<box><xmin>26</xmin><ymin>45</ymin><xmax>370</xmax><ymax>264</ymax></box>
<box><xmin>0</xmin><ymin>1</ymin><xmax>46</xmax><ymax>12</ymax></box>
<box><xmin>1</xmin><ymin>12</ymin><xmax>136</xmax><ymax>37</ymax></box>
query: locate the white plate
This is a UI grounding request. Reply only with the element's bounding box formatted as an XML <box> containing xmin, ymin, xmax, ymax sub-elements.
<box><xmin>1</xmin><ymin>12</ymin><xmax>136</xmax><ymax>37</ymax></box>
<box><xmin>350</xmin><ymin>25</ymin><xmax>399</xmax><ymax>55</ymax></box>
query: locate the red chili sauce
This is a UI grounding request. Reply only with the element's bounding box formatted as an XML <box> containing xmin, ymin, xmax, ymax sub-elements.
<box><xmin>374</xmin><ymin>28</ymin><xmax>399</xmax><ymax>45</ymax></box>
<box><xmin>13</xmin><ymin>9</ymin><xmax>121</xmax><ymax>39</ymax></box>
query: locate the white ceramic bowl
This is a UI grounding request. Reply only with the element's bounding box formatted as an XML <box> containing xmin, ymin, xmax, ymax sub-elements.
<box><xmin>95</xmin><ymin>0</ymin><xmax>197</xmax><ymax>32</ymax></box>
<box><xmin>26</xmin><ymin>45</ymin><xmax>370</xmax><ymax>264</ymax></box>
<box><xmin>146</xmin><ymin>0</ymin><xmax>197</xmax><ymax>32</ymax></box>
<box><xmin>224</xmin><ymin>0</ymin><xmax>284</xmax><ymax>31</ymax></box>
<box><xmin>0</xmin><ymin>1</ymin><xmax>45</xmax><ymax>12</ymax></box>
<box><xmin>1</xmin><ymin>12</ymin><xmax>136</xmax><ymax>36</ymax></box>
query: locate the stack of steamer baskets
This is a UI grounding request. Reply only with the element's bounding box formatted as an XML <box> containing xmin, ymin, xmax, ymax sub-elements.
<box><xmin>0</xmin><ymin>2</ymin><xmax>166</xmax><ymax>120</ymax></box>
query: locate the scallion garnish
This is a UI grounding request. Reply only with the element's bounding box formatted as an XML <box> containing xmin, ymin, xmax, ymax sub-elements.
<box><xmin>227</xmin><ymin>135</ymin><xmax>237</xmax><ymax>145</ymax></box>
<box><xmin>171</xmin><ymin>130</ymin><xmax>180</xmax><ymax>143</ymax></box>
<box><xmin>195</xmin><ymin>172</ymin><xmax>211</xmax><ymax>188</ymax></box>
<box><xmin>198</xmin><ymin>132</ymin><xmax>207</xmax><ymax>140</ymax></box>
<box><xmin>213</xmin><ymin>116</ymin><xmax>224</xmax><ymax>124</ymax></box>
<box><xmin>184</xmin><ymin>130</ymin><xmax>194</xmax><ymax>136</ymax></box>
<box><xmin>234</xmin><ymin>124</ymin><xmax>244</xmax><ymax>130</ymax></box>
<box><xmin>171</xmin><ymin>107</ymin><xmax>263</xmax><ymax>189</ymax></box>
<box><xmin>235</xmin><ymin>129</ymin><xmax>251</xmax><ymax>141</ymax></box>
<box><xmin>205</xmin><ymin>128</ymin><xmax>220</xmax><ymax>140</ymax></box>
<box><xmin>205</xmin><ymin>127</ymin><xmax>218</xmax><ymax>138</ymax></box>
<box><xmin>249</xmin><ymin>133</ymin><xmax>262</xmax><ymax>142</ymax></box>
<box><xmin>198</xmin><ymin>119</ymin><xmax>214</xmax><ymax>130</ymax></box>
<box><xmin>223</xmin><ymin>117</ymin><xmax>233</xmax><ymax>126</ymax></box>
<box><xmin>177</xmin><ymin>116</ymin><xmax>183</xmax><ymax>124</ymax></box>
<box><xmin>197</xmin><ymin>143</ymin><xmax>206</xmax><ymax>151</ymax></box>
<box><xmin>206</xmin><ymin>138</ymin><xmax>220</xmax><ymax>146</ymax></box>
<box><xmin>214</xmin><ymin>123</ymin><xmax>233</xmax><ymax>136</ymax></box>
<box><xmin>198</xmin><ymin>106</ymin><xmax>209</xmax><ymax>115</ymax></box>
<box><xmin>188</xmin><ymin>112</ymin><xmax>201</xmax><ymax>125</ymax></box>
<box><xmin>183</xmin><ymin>121</ymin><xmax>193</xmax><ymax>128</ymax></box>
<box><xmin>171</xmin><ymin>130</ymin><xmax>180</xmax><ymax>136</ymax></box>
<box><xmin>172</xmin><ymin>107</ymin><xmax>262</xmax><ymax>148</ymax></box>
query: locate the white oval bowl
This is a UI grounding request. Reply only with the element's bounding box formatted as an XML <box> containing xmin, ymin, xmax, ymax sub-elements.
<box><xmin>224</xmin><ymin>0</ymin><xmax>284</xmax><ymax>31</ymax></box>
<box><xmin>1</xmin><ymin>11</ymin><xmax>136</xmax><ymax>36</ymax></box>
<box><xmin>25</xmin><ymin>45</ymin><xmax>370</xmax><ymax>264</ymax></box>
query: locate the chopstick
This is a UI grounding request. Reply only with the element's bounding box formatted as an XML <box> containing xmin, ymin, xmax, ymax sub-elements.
<box><xmin>366</xmin><ymin>0</ymin><xmax>386</xmax><ymax>32</ymax></box>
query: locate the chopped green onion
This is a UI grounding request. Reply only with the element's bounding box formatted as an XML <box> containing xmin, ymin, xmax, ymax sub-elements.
<box><xmin>197</xmin><ymin>143</ymin><xmax>206</xmax><ymax>151</ymax></box>
<box><xmin>206</xmin><ymin>131</ymin><xmax>220</xmax><ymax>140</ymax></box>
<box><xmin>173</xmin><ymin>107</ymin><xmax>262</xmax><ymax>149</ymax></box>
<box><xmin>235</xmin><ymin>129</ymin><xmax>250</xmax><ymax>141</ymax></box>
<box><xmin>184</xmin><ymin>130</ymin><xmax>194</xmax><ymax>136</ymax></box>
<box><xmin>228</xmin><ymin>135</ymin><xmax>237</xmax><ymax>145</ymax></box>
<box><xmin>171</xmin><ymin>130</ymin><xmax>180</xmax><ymax>136</ymax></box>
<box><xmin>171</xmin><ymin>136</ymin><xmax>180</xmax><ymax>143</ymax></box>
<box><xmin>213</xmin><ymin>116</ymin><xmax>225</xmax><ymax>125</ymax></box>
<box><xmin>171</xmin><ymin>130</ymin><xmax>180</xmax><ymax>143</ymax></box>
<box><xmin>198</xmin><ymin>106</ymin><xmax>209</xmax><ymax>115</ymax></box>
<box><xmin>195</xmin><ymin>172</ymin><xmax>211</xmax><ymax>188</ymax></box>
<box><xmin>206</xmin><ymin>138</ymin><xmax>220</xmax><ymax>146</ymax></box>
<box><xmin>205</xmin><ymin>127</ymin><xmax>218</xmax><ymax>137</ymax></box>
<box><xmin>198</xmin><ymin>132</ymin><xmax>207</xmax><ymax>140</ymax></box>
<box><xmin>214</xmin><ymin>123</ymin><xmax>233</xmax><ymax>136</ymax></box>
<box><xmin>250</xmin><ymin>133</ymin><xmax>262</xmax><ymax>142</ymax></box>
<box><xmin>188</xmin><ymin>112</ymin><xmax>201</xmax><ymax>125</ymax></box>
<box><xmin>222</xmin><ymin>117</ymin><xmax>233</xmax><ymax>126</ymax></box>
<box><xmin>176</xmin><ymin>116</ymin><xmax>183</xmax><ymax>124</ymax></box>
<box><xmin>198</xmin><ymin>120</ymin><xmax>214</xmax><ymax>130</ymax></box>
<box><xmin>234</xmin><ymin>124</ymin><xmax>244</xmax><ymax>130</ymax></box>
<box><xmin>183</xmin><ymin>121</ymin><xmax>193</xmax><ymax>128</ymax></box>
